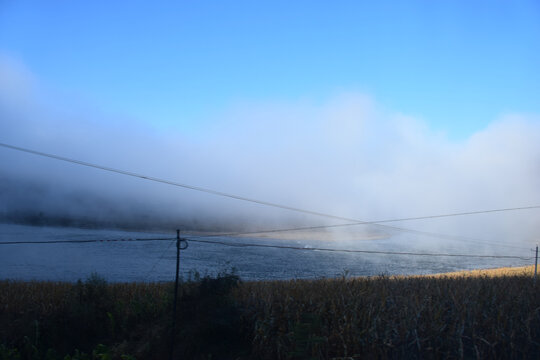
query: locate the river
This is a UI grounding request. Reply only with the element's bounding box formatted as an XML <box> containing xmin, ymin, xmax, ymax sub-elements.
<box><xmin>0</xmin><ymin>223</ymin><xmax>532</xmax><ymax>282</ymax></box>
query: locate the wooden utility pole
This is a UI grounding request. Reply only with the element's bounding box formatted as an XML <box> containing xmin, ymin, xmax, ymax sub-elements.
<box><xmin>169</xmin><ymin>229</ymin><xmax>187</xmax><ymax>360</ymax></box>
<box><xmin>534</xmin><ymin>245</ymin><xmax>538</xmax><ymax>285</ymax></box>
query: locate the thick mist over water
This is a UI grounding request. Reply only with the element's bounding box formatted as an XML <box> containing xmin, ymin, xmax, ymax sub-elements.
<box><xmin>1</xmin><ymin>55</ymin><xmax>540</xmax><ymax>251</ymax></box>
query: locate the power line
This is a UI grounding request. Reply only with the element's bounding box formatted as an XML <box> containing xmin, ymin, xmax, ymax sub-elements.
<box><xmin>2</xmin><ymin>142</ymin><xmax>539</xmax><ymax>242</ymax></box>
<box><xmin>1</xmin><ymin>142</ymin><xmax>536</xmax><ymax>251</ymax></box>
<box><xmin>0</xmin><ymin>142</ymin><xmax>361</xmax><ymax>221</ymax></box>
<box><xmin>185</xmin><ymin>215</ymin><xmax>531</xmax><ymax>239</ymax></box>
<box><xmin>186</xmin><ymin>223</ymin><xmax>530</xmax><ymax>251</ymax></box>
<box><xmin>0</xmin><ymin>237</ymin><xmax>175</xmax><ymax>245</ymax></box>
<box><xmin>188</xmin><ymin>225</ymin><xmax>526</xmax><ymax>249</ymax></box>
<box><xmin>360</xmin><ymin>225</ymin><xmax>532</xmax><ymax>250</ymax></box>
<box><xmin>0</xmin><ymin>234</ymin><xmax>531</xmax><ymax>260</ymax></box>
<box><xmin>186</xmin><ymin>238</ymin><xmax>533</xmax><ymax>260</ymax></box>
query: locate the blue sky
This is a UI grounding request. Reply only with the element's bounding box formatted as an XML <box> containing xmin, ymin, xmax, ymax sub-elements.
<box><xmin>1</xmin><ymin>0</ymin><xmax>539</xmax><ymax>138</ymax></box>
<box><xmin>1</xmin><ymin>1</ymin><xmax>540</xmax><ymax>244</ymax></box>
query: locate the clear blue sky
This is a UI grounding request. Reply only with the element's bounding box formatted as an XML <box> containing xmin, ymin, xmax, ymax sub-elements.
<box><xmin>1</xmin><ymin>0</ymin><xmax>539</xmax><ymax>138</ymax></box>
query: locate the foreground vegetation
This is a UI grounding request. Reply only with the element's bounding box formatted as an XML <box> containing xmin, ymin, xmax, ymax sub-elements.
<box><xmin>0</xmin><ymin>266</ymin><xmax>539</xmax><ymax>359</ymax></box>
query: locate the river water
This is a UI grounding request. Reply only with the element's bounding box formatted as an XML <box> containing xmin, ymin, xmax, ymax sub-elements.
<box><xmin>0</xmin><ymin>223</ymin><xmax>532</xmax><ymax>282</ymax></box>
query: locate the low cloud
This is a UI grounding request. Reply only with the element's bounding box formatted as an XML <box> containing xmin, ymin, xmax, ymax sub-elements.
<box><xmin>1</xmin><ymin>55</ymin><xmax>539</xmax><ymax>248</ymax></box>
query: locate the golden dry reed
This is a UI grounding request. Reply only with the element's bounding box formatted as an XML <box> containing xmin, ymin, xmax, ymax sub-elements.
<box><xmin>235</xmin><ymin>266</ymin><xmax>539</xmax><ymax>359</ymax></box>
<box><xmin>0</xmin><ymin>266</ymin><xmax>539</xmax><ymax>359</ymax></box>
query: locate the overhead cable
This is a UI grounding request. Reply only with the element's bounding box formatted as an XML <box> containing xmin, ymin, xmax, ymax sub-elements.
<box><xmin>187</xmin><ymin>238</ymin><xmax>533</xmax><ymax>260</ymax></box>
<box><xmin>0</xmin><ymin>237</ymin><xmax>175</xmax><ymax>245</ymax></box>
<box><xmin>1</xmin><ymin>142</ymin><xmax>539</xmax><ymax>233</ymax></box>
<box><xmin>186</xmin><ymin>223</ymin><xmax>530</xmax><ymax>250</ymax></box>
<box><xmin>0</xmin><ymin>235</ymin><xmax>531</xmax><ymax>260</ymax></box>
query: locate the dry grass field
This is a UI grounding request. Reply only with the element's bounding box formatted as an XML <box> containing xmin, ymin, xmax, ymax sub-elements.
<box><xmin>236</xmin><ymin>265</ymin><xmax>539</xmax><ymax>359</ymax></box>
<box><xmin>0</xmin><ymin>266</ymin><xmax>538</xmax><ymax>359</ymax></box>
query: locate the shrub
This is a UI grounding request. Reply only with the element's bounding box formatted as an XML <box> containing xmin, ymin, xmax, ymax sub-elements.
<box><xmin>173</xmin><ymin>271</ymin><xmax>249</xmax><ymax>359</ymax></box>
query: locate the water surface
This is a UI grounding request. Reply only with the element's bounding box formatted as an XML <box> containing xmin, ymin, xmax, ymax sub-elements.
<box><xmin>0</xmin><ymin>223</ymin><xmax>531</xmax><ymax>282</ymax></box>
